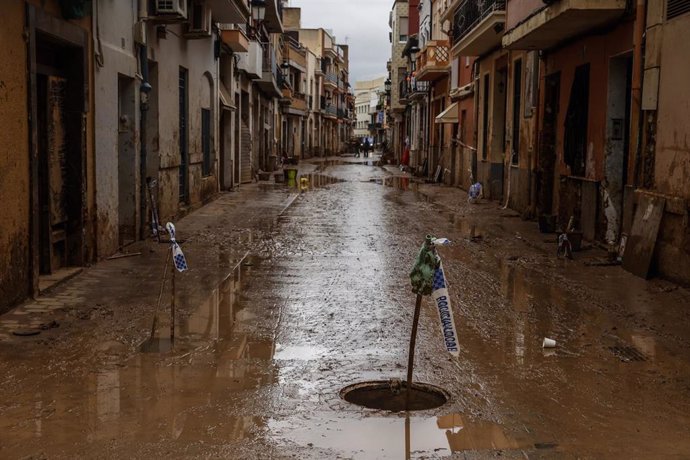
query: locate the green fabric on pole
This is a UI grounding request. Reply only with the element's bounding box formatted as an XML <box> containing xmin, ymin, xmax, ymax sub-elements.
<box><xmin>410</xmin><ymin>235</ymin><xmax>438</xmax><ymax>295</ymax></box>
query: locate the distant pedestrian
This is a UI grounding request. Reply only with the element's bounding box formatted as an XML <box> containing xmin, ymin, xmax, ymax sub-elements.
<box><xmin>363</xmin><ymin>139</ymin><xmax>371</xmax><ymax>158</ymax></box>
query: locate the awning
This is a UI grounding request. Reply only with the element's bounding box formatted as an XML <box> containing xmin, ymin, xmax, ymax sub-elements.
<box><xmin>219</xmin><ymin>81</ymin><xmax>235</xmax><ymax>111</ymax></box>
<box><xmin>435</xmin><ymin>102</ymin><xmax>458</xmax><ymax>124</ymax></box>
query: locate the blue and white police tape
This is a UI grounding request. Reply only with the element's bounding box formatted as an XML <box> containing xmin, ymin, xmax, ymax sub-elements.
<box><xmin>431</xmin><ymin>260</ymin><xmax>459</xmax><ymax>357</ymax></box>
<box><xmin>166</xmin><ymin>222</ymin><xmax>188</xmax><ymax>273</ymax></box>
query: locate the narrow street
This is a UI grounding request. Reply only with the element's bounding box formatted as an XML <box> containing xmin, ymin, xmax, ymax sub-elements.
<box><xmin>1</xmin><ymin>158</ymin><xmax>689</xmax><ymax>459</ymax></box>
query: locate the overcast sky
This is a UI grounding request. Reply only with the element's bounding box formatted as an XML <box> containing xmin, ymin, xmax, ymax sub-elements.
<box><xmin>288</xmin><ymin>0</ymin><xmax>391</xmax><ymax>83</ymax></box>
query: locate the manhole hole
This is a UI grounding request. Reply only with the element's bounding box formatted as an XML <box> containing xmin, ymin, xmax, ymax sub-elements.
<box><xmin>609</xmin><ymin>345</ymin><xmax>647</xmax><ymax>362</ymax></box>
<box><xmin>340</xmin><ymin>380</ymin><xmax>449</xmax><ymax>412</ymax></box>
<box><xmin>12</xmin><ymin>329</ymin><xmax>41</xmax><ymax>337</ymax></box>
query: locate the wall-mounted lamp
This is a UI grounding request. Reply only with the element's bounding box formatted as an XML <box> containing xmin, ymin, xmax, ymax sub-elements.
<box><xmin>251</xmin><ymin>0</ymin><xmax>266</xmax><ymax>22</ymax></box>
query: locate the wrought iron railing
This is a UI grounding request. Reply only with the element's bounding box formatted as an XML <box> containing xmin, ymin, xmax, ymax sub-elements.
<box><xmin>400</xmin><ymin>79</ymin><xmax>430</xmax><ymax>101</ymax></box>
<box><xmin>452</xmin><ymin>0</ymin><xmax>505</xmax><ymax>46</ymax></box>
<box><xmin>325</xmin><ymin>72</ymin><xmax>339</xmax><ymax>85</ymax></box>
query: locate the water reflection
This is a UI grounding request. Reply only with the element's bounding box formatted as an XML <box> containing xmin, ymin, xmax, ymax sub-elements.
<box><xmin>0</xmin><ymin>256</ymin><xmax>278</xmax><ymax>453</ymax></box>
<box><xmin>270</xmin><ymin>412</ymin><xmax>527</xmax><ymax>458</ymax></box>
<box><xmin>436</xmin><ymin>413</ymin><xmax>522</xmax><ymax>451</ymax></box>
<box><xmin>294</xmin><ymin>173</ymin><xmax>343</xmax><ymax>191</ymax></box>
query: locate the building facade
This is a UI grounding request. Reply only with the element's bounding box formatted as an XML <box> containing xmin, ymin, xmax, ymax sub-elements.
<box><xmin>391</xmin><ymin>0</ymin><xmax>690</xmax><ymax>284</ymax></box>
<box><xmin>0</xmin><ymin>0</ymin><xmax>96</xmax><ymax>313</ymax></box>
<box><xmin>354</xmin><ymin>76</ymin><xmax>386</xmax><ymax>142</ymax></box>
<box><xmin>0</xmin><ymin>0</ymin><xmax>352</xmax><ymax>313</ymax></box>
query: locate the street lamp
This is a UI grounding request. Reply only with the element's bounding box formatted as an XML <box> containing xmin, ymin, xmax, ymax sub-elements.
<box><xmin>384</xmin><ymin>78</ymin><xmax>391</xmax><ymax>94</ymax></box>
<box><xmin>251</xmin><ymin>0</ymin><xmax>266</xmax><ymax>22</ymax></box>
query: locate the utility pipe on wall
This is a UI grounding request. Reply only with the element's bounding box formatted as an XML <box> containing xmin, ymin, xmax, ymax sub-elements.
<box><xmin>138</xmin><ymin>0</ymin><xmax>151</xmax><ymax>239</ymax></box>
<box><xmin>630</xmin><ymin>0</ymin><xmax>646</xmax><ymax>188</ymax></box>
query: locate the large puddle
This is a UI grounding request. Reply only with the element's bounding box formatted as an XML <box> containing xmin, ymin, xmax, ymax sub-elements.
<box><xmin>270</xmin><ymin>412</ymin><xmax>532</xmax><ymax>458</ymax></box>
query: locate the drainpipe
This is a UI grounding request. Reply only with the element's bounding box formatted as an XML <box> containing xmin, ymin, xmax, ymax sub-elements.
<box><xmin>630</xmin><ymin>0</ymin><xmax>646</xmax><ymax>188</ymax></box>
<box><xmin>138</xmin><ymin>0</ymin><xmax>152</xmax><ymax>239</ymax></box>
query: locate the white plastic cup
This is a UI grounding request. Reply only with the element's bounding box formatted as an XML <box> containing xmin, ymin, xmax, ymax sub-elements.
<box><xmin>542</xmin><ymin>337</ymin><xmax>556</xmax><ymax>348</ymax></box>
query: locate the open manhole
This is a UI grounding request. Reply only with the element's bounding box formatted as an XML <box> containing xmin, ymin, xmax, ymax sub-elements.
<box><xmin>340</xmin><ymin>380</ymin><xmax>449</xmax><ymax>412</ymax></box>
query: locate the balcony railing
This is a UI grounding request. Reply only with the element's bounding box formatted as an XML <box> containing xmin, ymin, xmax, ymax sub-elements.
<box><xmin>262</xmin><ymin>44</ymin><xmax>278</xmax><ymax>80</ymax></box>
<box><xmin>324</xmin><ymin>72</ymin><xmax>339</xmax><ymax>87</ymax></box>
<box><xmin>324</xmin><ymin>106</ymin><xmax>338</xmax><ymax>117</ymax></box>
<box><xmin>400</xmin><ymin>79</ymin><xmax>430</xmax><ymax>101</ymax></box>
<box><xmin>452</xmin><ymin>0</ymin><xmax>505</xmax><ymax>46</ymax></box>
<box><xmin>416</xmin><ymin>40</ymin><xmax>450</xmax><ymax>80</ymax></box>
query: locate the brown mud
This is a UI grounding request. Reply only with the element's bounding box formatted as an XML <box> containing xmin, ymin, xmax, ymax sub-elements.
<box><xmin>0</xmin><ymin>156</ymin><xmax>689</xmax><ymax>459</ymax></box>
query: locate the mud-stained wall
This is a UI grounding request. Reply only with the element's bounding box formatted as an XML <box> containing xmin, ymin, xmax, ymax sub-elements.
<box><xmin>476</xmin><ymin>50</ymin><xmax>509</xmax><ymax>200</ymax></box>
<box><xmin>149</xmin><ymin>24</ymin><xmax>219</xmax><ymax>223</ymax></box>
<box><xmin>0</xmin><ymin>1</ymin><xmax>31</xmax><ymax>312</ymax></box>
<box><xmin>93</xmin><ymin>0</ymin><xmax>139</xmax><ymax>257</ymax></box>
<box><xmin>655</xmin><ymin>15</ymin><xmax>690</xmax><ymax>201</ymax></box>
<box><xmin>651</xmin><ymin>11</ymin><xmax>690</xmax><ymax>285</ymax></box>
<box><xmin>1</xmin><ymin>1</ymin><xmax>96</xmax><ymax>312</ymax></box>
<box><xmin>505</xmin><ymin>50</ymin><xmax>538</xmax><ymax>214</ymax></box>
<box><xmin>543</xmin><ymin>20</ymin><xmax>633</xmax><ymax>216</ymax></box>
<box><xmin>457</xmin><ymin>56</ymin><xmax>476</xmax><ymax>190</ymax></box>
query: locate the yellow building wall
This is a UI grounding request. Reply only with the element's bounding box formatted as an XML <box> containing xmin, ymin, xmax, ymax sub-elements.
<box><xmin>0</xmin><ymin>1</ymin><xmax>31</xmax><ymax>310</ymax></box>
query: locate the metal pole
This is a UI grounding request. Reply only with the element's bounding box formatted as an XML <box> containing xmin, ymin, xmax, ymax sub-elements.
<box><xmin>150</xmin><ymin>250</ymin><xmax>171</xmax><ymax>340</ymax></box>
<box><xmin>406</xmin><ymin>293</ymin><xmax>423</xmax><ymax>411</ymax></box>
<box><xmin>171</xmin><ymin>265</ymin><xmax>176</xmax><ymax>344</ymax></box>
<box><xmin>404</xmin><ymin>414</ymin><xmax>411</xmax><ymax>460</ymax></box>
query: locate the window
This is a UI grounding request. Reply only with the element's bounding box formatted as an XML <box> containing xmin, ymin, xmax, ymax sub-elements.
<box><xmin>201</xmin><ymin>108</ymin><xmax>212</xmax><ymax>176</ymax></box>
<box><xmin>399</xmin><ymin>17</ymin><xmax>408</xmax><ymax>42</ymax></box>
<box><xmin>667</xmin><ymin>0</ymin><xmax>690</xmax><ymax>20</ymax></box>
<box><xmin>512</xmin><ymin>59</ymin><xmax>522</xmax><ymax>165</ymax></box>
<box><xmin>564</xmin><ymin>63</ymin><xmax>590</xmax><ymax>177</ymax></box>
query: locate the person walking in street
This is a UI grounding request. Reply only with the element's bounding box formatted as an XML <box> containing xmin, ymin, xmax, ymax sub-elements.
<box><xmin>363</xmin><ymin>139</ymin><xmax>371</xmax><ymax>158</ymax></box>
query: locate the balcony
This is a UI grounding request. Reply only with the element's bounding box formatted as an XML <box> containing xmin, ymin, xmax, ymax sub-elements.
<box><xmin>416</xmin><ymin>40</ymin><xmax>450</xmax><ymax>82</ymax></box>
<box><xmin>325</xmin><ymin>45</ymin><xmax>345</xmax><ymax>62</ymax></box>
<box><xmin>502</xmin><ymin>0</ymin><xmax>627</xmax><ymax>50</ymax></box>
<box><xmin>263</xmin><ymin>0</ymin><xmax>284</xmax><ymax>33</ymax></box>
<box><xmin>285</xmin><ymin>34</ymin><xmax>307</xmax><ymax>71</ymax></box>
<box><xmin>282</xmin><ymin>90</ymin><xmax>308</xmax><ymax>116</ymax></box>
<box><xmin>236</xmin><ymin>40</ymin><xmax>262</xmax><ymax>79</ymax></box>
<box><xmin>208</xmin><ymin>0</ymin><xmax>250</xmax><ymax>23</ymax></box>
<box><xmin>400</xmin><ymin>80</ymin><xmax>430</xmax><ymax>104</ymax></box>
<box><xmin>256</xmin><ymin>44</ymin><xmax>282</xmax><ymax>97</ymax></box>
<box><xmin>220</xmin><ymin>25</ymin><xmax>249</xmax><ymax>52</ymax></box>
<box><xmin>324</xmin><ymin>72</ymin><xmax>338</xmax><ymax>90</ymax></box>
<box><xmin>452</xmin><ymin>0</ymin><xmax>506</xmax><ymax>57</ymax></box>
<box><xmin>322</xmin><ymin>105</ymin><xmax>338</xmax><ymax>119</ymax></box>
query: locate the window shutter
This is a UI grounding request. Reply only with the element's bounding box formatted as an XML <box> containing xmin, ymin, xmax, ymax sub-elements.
<box><xmin>667</xmin><ymin>0</ymin><xmax>690</xmax><ymax>20</ymax></box>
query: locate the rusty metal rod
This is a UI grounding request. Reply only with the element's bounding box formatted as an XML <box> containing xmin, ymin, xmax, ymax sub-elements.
<box><xmin>406</xmin><ymin>294</ymin><xmax>423</xmax><ymax>411</ymax></box>
<box><xmin>150</xmin><ymin>250</ymin><xmax>171</xmax><ymax>340</ymax></box>
<box><xmin>170</xmin><ymin>265</ymin><xmax>176</xmax><ymax>344</ymax></box>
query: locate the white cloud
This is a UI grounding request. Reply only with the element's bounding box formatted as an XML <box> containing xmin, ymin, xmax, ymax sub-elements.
<box><xmin>288</xmin><ymin>0</ymin><xmax>391</xmax><ymax>83</ymax></box>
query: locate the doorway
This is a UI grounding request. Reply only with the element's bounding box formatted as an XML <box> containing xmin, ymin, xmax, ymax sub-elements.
<box><xmin>604</xmin><ymin>54</ymin><xmax>632</xmax><ymax>244</ymax></box>
<box><xmin>118</xmin><ymin>75</ymin><xmax>136</xmax><ymax>246</ymax></box>
<box><xmin>33</xmin><ymin>33</ymin><xmax>85</xmax><ymax>279</ymax></box>
<box><xmin>538</xmin><ymin>72</ymin><xmax>560</xmax><ymax>216</ymax></box>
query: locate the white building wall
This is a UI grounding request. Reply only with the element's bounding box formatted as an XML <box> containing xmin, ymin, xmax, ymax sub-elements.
<box><xmin>93</xmin><ymin>0</ymin><xmax>141</xmax><ymax>257</ymax></box>
<box><xmin>148</xmin><ymin>23</ymin><xmax>219</xmax><ymax>222</ymax></box>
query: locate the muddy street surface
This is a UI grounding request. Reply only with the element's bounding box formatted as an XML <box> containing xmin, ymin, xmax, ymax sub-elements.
<box><xmin>1</xmin><ymin>157</ymin><xmax>690</xmax><ymax>459</ymax></box>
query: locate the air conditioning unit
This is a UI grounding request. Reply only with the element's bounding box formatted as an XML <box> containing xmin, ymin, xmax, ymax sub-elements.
<box><xmin>184</xmin><ymin>1</ymin><xmax>212</xmax><ymax>38</ymax></box>
<box><xmin>154</xmin><ymin>0</ymin><xmax>188</xmax><ymax>21</ymax></box>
